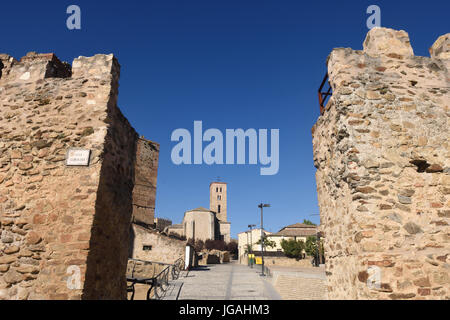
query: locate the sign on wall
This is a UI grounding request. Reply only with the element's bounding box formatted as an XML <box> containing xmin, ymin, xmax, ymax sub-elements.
<box><xmin>66</xmin><ymin>148</ymin><xmax>91</xmax><ymax>166</ymax></box>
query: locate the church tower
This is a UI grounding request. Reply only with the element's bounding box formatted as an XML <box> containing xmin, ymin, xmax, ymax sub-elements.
<box><xmin>210</xmin><ymin>182</ymin><xmax>227</xmax><ymax>222</ymax></box>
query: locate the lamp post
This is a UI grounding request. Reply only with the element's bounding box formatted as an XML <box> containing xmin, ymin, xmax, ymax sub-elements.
<box><xmin>258</xmin><ymin>203</ymin><xmax>270</xmax><ymax>276</ymax></box>
<box><xmin>248</xmin><ymin>224</ymin><xmax>256</xmax><ymax>268</ymax></box>
<box><xmin>246</xmin><ymin>231</ymin><xmax>249</xmax><ymax>266</ymax></box>
<box><xmin>317</xmin><ymin>231</ymin><xmax>323</xmax><ymax>266</ymax></box>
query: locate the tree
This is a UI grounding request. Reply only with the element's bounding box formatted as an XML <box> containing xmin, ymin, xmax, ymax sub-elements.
<box><xmin>305</xmin><ymin>236</ymin><xmax>317</xmax><ymax>257</ymax></box>
<box><xmin>302</xmin><ymin>219</ymin><xmax>316</xmax><ymax>226</ymax></box>
<box><xmin>194</xmin><ymin>239</ymin><xmax>204</xmax><ymax>252</ymax></box>
<box><xmin>226</xmin><ymin>241</ymin><xmax>238</xmax><ymax>255</ymax></box>
<box><xmin>204</xmin><ymin>239</ymin><xmax>227</xmax><ymax>251</ymax></box>
<box><xmin>244</xmin><ymin>244</ymin><xmax>253</xmax><ymax>254</ymax></box>
<box><xmin>255</xmin><ymin>237</ymin><xmax>276</xmax><ymax>249</ymax></box>
<box><xmin>305</xmin><ymin>236</ymin><xmax>325</xmax><ymax>264</ymax></box>
<box><xmin>186</xmin><ymin>238</ymin><xmax>195</xmax><ymax>247</ymax></box>
<box><xmin>280</xmin><ymin>239</ymin><xmax>305</xmax><ymax>260</ymax></box>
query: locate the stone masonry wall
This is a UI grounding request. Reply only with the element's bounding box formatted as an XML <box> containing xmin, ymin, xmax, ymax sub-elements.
<box><xmin>130</xmin><ymin>224</ymin><xmax>185</xmax><ymax>265</ymax></box>
<box><xmin>131</xmin><ymin>138</ymin><xmax>159</xmax><ymax>227</ymax></box>
<box><xmin>312</xmin><ymin>28</ymin><xmax>449</xmax><ymax>300</ymax></box>
<box><xmin>0</xmin><ymin>52</ymin><xmax>139</xmax><ymax>299</ymax></box>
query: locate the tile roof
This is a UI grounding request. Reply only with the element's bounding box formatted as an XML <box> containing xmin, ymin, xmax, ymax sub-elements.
<box><xmin>190</xmin><ymin>207</ymin><xmax>212</xmax><ymax>212</ymax></box>
<box><xmin>269</xmin><ymin>223</ymin><xmax>318</xmax><ymax>237</ymax></box>
<box><xmin>270</xmin><ymin>228</ymin><xmax>317</xmax><ymax>237</ymax></box>
<box><xmin>285</xmin><ymin>223</ymin><xmax>318</xmax><ymax>229</ymax></box>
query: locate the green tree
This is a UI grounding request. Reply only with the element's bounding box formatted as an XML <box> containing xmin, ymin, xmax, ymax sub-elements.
<box><xmin>305</xmin><ymin>236</ymin><xmax>325</xmax><ymax>263</ymax></box>
<box><xmin>305</xmin><ymin>236</ymin><xmax>317</xmax><ymax>257</ymax></box>
<box><xmin>302</xmin><ymin>219</ymin><xmax>316</xmax><ymax>226</ymax></box>
<box><xmin>256</xmin><ymin>237</ymin><xmax>276</xmax><ymax>249</ymax></box>
<box><xmin>280</xmin><ymin>239</ymin><xmax>305</xmax><ymax>259</ymax></box>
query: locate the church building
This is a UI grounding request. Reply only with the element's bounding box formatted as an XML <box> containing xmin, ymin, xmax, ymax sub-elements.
<box><xmin>166</xmin><ymin>182</ymin><xmax>231</xmax><ymax>243</ymax></box>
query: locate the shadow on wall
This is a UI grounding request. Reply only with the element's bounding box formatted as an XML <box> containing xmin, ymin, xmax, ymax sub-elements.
<box><xmin>82</xmin><ymin>104</ymin><xmax>139</xmax><ymax>300</ymax></box>
<box><xmin>129</xmin><ymin>225</ymin><xmax>136</xmax><ymax>259</ymax></box>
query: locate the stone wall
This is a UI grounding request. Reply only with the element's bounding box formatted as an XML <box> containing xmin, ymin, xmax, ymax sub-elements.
<box><xmin>130</xmin><ymin>224</ymin><xmax>185</xmax><ymax>265</ymax></box>
<box><xmin>312</xmin><ymin>28</ymin><xmax>449</xmax><ymax>300</ymax></box>
<box><xmin>0</xmin><ymin>52</ymin><xmax>140</xmax><ymax>300</ymax></box>
<box><xmin>131</xmin><ymin>138</ymin><xmax>159</xmax><ymax>227</ymax></box>
<box><xmin>264</xmin><ymin>257</ymin><xmax>313</xmax><ymax>268</ymax></box>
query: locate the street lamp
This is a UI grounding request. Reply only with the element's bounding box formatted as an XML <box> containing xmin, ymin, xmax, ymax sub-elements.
<box><xmin>245</xmin><ymin>231</ymin><xmax>249</xmax><ymax>266</ymax></box>
<box><xmin>258</xmin><ymin>203</ymin><xmax>270</xmax><ymax>276</ymax></box>
<box><xmin>248</xmin><ymin>224</ymin><xmax>256</xmax><ymax>268</ymax></box>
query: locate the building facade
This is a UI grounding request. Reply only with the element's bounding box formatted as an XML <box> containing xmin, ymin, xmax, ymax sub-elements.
<box><xmin>210</xmin><ymin>182</ymin><xmax>227</xmax><ymax>222</ymax></box>
<box><xmin>266</xmin><ymin>223</ymin><xmax>317</xmax><ymax>253</ymax></box>
<box><xmin>237</xmin><ymin>228</ymin><xmax>270</xmax><ymax>263</ymax></box>
<box><xmin>166</xmin><ymin>181</ymin><xmax>231</xmax><ymax>242</ymax></box>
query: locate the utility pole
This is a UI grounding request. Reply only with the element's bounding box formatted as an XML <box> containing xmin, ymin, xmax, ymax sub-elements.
<box><xmin>248</xmin><ymin>224</ymin><xmax>256</xmax><ymax>268</ymax></box>
<box><xmin>258</xmin><ymin>203</ymin><xmax>270</xmax><ymax>276</ymax></box>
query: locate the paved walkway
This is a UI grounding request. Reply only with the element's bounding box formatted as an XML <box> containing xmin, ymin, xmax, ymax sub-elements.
<box><xmin>128</xmin><ymin>263</ymin><xmax>327</xmax><ymax>300</ymax></box>
<box><xmin>169</xmin><ymin>262</ymin><xmax>281</xmax><ymax>300</ymax></box>
<box><xmin>268</xmin><ymin>265</ymin><xmax>327</xmax><ymax>300</ymax></box>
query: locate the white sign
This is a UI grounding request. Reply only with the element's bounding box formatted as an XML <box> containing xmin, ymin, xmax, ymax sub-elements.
<box><xmin>66</xmin><ymin>149</ymin><xmax>91</xmax><ymax>166</ymax></box>
<box><xmin>185</xmin><ymin>246</ymin><xmax>192</xmax><ymax>270</ymax></box>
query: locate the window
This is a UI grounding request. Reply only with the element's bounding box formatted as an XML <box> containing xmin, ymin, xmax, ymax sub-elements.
<box><xmin>143</xmin><ymin>245</ymin><xmax>152</xmax><ymax>251</ymax></box>
<box><xmin>216</xmin><ymin>187</ymin><xmax>218</xmax><ymax>192</ymax></box>
<box><xmin>218</xmin><ymin>205</ymin><xmax>221</xmax><ymax>213</ymax></box>
<box><xmin>220</xmin><ymin>187</ymin><xmax>222</xmax><ymax>192</ymax></box>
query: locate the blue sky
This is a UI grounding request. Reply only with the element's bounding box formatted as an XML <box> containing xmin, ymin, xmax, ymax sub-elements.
<box><xmin>2</xmin><ymin>1</ymin><xmax>448</xmax><ymax>238</ymax></box>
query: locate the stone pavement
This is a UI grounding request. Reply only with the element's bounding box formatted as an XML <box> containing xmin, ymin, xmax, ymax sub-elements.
<box><xmin>268</xmin><ymin>265</ymin><xmax>327</xmax><ymax>300</ymax></box>
<box><xmin>128</xmin><ymin>263</ymin><xmax>327</xmax><ymax>300</ymax></box>
<box><xmin>166</xmin><ymin>262</ymin><xmax>281</xmax><ymax>300</ymax></box>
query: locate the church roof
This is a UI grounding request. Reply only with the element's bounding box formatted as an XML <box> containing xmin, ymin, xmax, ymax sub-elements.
<box><xmin>190</xmin><ymin>207</ymin><xmax>212</xmax><ymax>212</ymax></box>
<box><xmin>210</xmin><ymin>181</ymin><xmax>227</xmax><ymax>186</ymax></box>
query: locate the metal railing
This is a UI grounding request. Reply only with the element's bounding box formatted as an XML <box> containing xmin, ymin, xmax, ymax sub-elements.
<box><xmin>126</xmin><ymin>257</ymin><xmax>184</xmax><ymax>300</ymax></box>
<box><xmin>318</xmin><ymin>73</ymin><xmax>332</xmax><ymax>115</ymax></box>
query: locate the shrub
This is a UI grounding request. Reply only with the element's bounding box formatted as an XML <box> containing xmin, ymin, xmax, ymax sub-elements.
<box><xmin>280</xmin><ymin>239</ymin><xmax>305</xmax><ymax>259</ymax></box>
<box><xmin>187</xmin><ymin>238</ymin><xmax>195</xmax><ymax>247</ymax></box>
<box><xmin>226</xmin><ymin>241</ymin><xmax>238</xmax><ymax>254</ymax></box>
<box><xmin>194</xmin><ymin>239</ymin><xmax>204</xmax><ymax>252</ymax></box>
<box><xmin>204</xmin><ymin>239</ymin><xmax>227</xmax><ymax>251</ymax></box>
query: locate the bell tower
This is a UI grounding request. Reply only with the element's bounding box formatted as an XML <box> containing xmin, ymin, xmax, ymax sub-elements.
<box><xmin>210</xmin><ymin>181</ymin><xmax>227</xmax><ymax>222</ymax></box>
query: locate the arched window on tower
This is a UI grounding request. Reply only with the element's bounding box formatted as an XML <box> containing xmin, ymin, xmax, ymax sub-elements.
<box><xmin>218</xmin><ymin>205</ymin><xmax>221</xmax><ymax>213</ymax></box>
